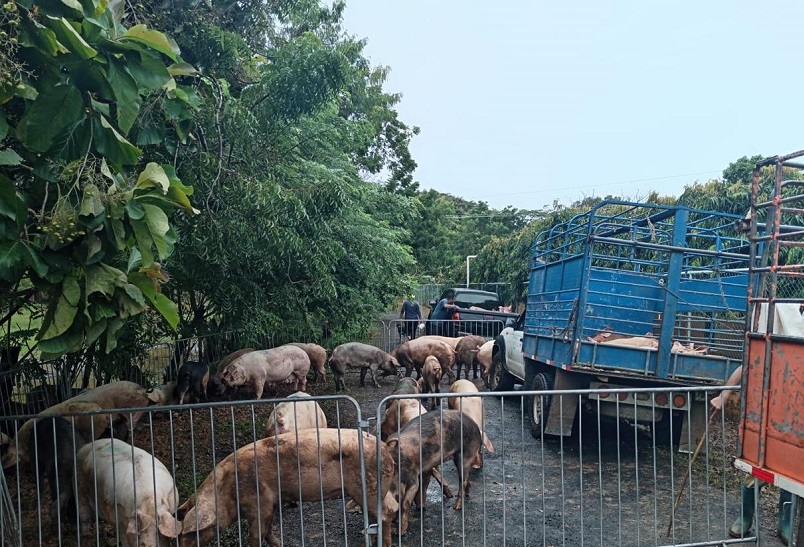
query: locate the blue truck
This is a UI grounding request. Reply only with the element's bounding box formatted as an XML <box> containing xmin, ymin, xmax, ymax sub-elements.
<box><xmin>492</xmin><ymin>200</ymin><xmax>751</xmax><ymax>450</ymax></box>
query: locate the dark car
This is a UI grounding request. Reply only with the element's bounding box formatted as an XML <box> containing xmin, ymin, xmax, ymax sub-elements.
<box><xmin>425</xmin><ymin>288</ymin><xmax>517</xmax><ymax>337</ymax></box>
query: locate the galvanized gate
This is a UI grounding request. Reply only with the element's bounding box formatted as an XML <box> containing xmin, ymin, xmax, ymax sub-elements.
<box><xmin>0</xmin><ymin>348</ymin><xmax>786</xmax><ymax>546</ymax></box>
<box><xmin>374</xmin><ymin>386</ymin><xmax>766</xmax><ymax>547</ymax></box>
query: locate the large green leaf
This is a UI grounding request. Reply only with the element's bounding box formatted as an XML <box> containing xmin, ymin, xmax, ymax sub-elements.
<box><xmin>127</xmin><ymin>51</ymin><xmax>172</xmax><ymax>90</ymax></box>
<box><xmin>93</xmin><ymin>113</ymin><xmax>141</xmax><ymax>165</ymax></box>
<box><xmin>129</xmin><ymin>271</ymin><xmax>178</xmax><ymax>329</ymax></box>
<box><xmin>0</xmin><ymin>174</ymin><xmax>26</xmax><ymax>231</ymax></box>
<box><xmin>104</xmin><ymin>317</ymin><xmax>125</xmax><ymax>352</ymax></box>
<box><xmin>40</xmin><ymin>276</ymin><xmax>81</xmax><ymax>340</ymax></box>
<box><xmin>136</xmin><ymin>162</ymin><xmax>170</xmax><ymax>192</ymax></box>
<box><xmin>0</xmin><ymin>111</ymin><xmax>6</xmax><ymax>139</ymax></box>
<box><xmin>167</xmin><ymin>62</ymin><xmax>198</xmax><ymax>77</ymax></box>
<box><xmin>141</xmin><ymin>204</ymin><xmax>170</xmax><ymax>259</ymax></box>
<box><xmin>0</xmin><ymin>149</ymin><xmax>22</xmax><ymax>166</ymax></box>
<box><xmin>37</xmin><ymin>326</ymin><xmax>84</xmax><ymax>355</ymax></box>
<box><xmin>79</xmin><ymin>183</ymin><xmax>105</xmax><ymax>217</ymax></box>
<box><xmin>17</xmin><ymin>85</ymin><xmax>85</xmax><ymax>152</ymax></box>
<box><xmin>44</xmin><ymin>16</ymin><xmax>98</xmax><ymax>59</ymax></box>
<box><xmin>0</xmin><ymin>241</ymin><xmax>25</xmax><ymax>282</ymax></box>
<box><xmin>49</xmin><ymin>118</ymin><xmax>93</xmax><ymax>162</ymax></box>
<box><xmin>130</xmin><ymin>218</ymin><xmax>154</xmax><ymax>265</ymax></box>
<box><xmin>23</xmin><ymin>243</ymin><xmax>49</xmax><ymax>278</ymax></box>
<box><xmin>85</xmin><ymin>317</ymin><xmax>107</xmax><ymax>346</ymax></box>
<box><xmin>106</xmin><ymin>59</ymin><xmax>141</xmax><ymax>134</ymax></box>
<box><xmin>20</xmin><ymin>19</ymin><xmax>68</xmax><ymax>56</ymax></box>
<box><xmin>120</xmin><ymin>25</ymin><xmax>179</xmax><ymax>61</ymax></box>
<box><xmin>86</xmin><ymin>263</ymin><xmax>123</xmax><ymax>296</ymax></box>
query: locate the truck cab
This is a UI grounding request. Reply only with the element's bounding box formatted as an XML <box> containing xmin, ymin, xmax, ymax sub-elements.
<box><xmin>489</xmin><ymin>312</ymin><xmax>525</xmax><ymax>391</ymax></box>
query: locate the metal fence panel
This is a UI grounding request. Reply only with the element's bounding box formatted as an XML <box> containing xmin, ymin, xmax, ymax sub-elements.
<box><xmin>0</xmin><ymin>395</ymin><xmax>375</xmax><ymax>547</ymax></box>
<box><xmin>4</xmin><ymin>342</ymin><xmax>793</xmax><ymax>546</ymax></box>
<box><xmin>374</xmin><ymin>386</ymin><xmax>764</xmax><ymax>547</ymax></box>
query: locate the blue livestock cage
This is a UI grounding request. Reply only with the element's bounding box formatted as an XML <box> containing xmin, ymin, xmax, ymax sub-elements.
<box><xmin>522</xmin><ymin>200</ymin><xmax>751</xmax><ymax>385</ymax></box>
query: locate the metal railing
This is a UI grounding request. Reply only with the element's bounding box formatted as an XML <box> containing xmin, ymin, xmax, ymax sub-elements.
<box><xmin>3</xmin><ymin>333</ymin><xmax>795</xmax><ymax>545</ymax></box>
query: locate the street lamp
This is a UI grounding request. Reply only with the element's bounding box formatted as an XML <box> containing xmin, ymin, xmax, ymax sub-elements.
<box><xmin>466</xmin><ymin>255</ymin><xmax>477</xmax><ymax>288</ymax></box>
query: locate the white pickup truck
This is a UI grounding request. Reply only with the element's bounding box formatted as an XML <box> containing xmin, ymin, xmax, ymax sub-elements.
<box><xmin>490</xmin><ymin>312</ymin><xmax>526</xmax><ymax>391</ymax></box>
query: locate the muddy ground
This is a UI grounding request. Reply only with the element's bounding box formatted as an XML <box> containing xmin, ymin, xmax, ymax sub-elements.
<box><xmin>3</xmin><ymin>362</ymin><xmax>792</xmax><ymax>547</ymax></box>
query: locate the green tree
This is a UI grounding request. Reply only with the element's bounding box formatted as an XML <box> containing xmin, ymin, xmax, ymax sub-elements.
<box><xmin>1</xmin><ymin>0</ymin><xmax>197</xmax><ymax>365</ymax></box>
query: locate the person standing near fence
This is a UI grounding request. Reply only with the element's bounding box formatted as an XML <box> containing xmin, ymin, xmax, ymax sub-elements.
<box><xmin>399</xmin><ymin>295</ymin><xmax>422</xmax><ymax>341</ymax></box>
<box><xmin>430</xmin><ymin>290</ymin><xmax>459</xmax><ymax>337</ymax></box>
<box><xmin>711</xmin><ymin>365</ymin><xmax>796</xmax><ymax>544</ymax></box>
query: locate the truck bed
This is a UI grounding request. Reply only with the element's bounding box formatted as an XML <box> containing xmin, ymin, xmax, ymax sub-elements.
<box><xmin>522</xmin><ymin>200</ymin><xmax>750</xmax><ymax>386</ymax></box>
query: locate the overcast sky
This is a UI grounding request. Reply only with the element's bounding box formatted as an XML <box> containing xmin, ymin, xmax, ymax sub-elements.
<box><xmin>342</xmin><ymin>0</ymin><xmax>804</xmax><ymax>211</ymax></box>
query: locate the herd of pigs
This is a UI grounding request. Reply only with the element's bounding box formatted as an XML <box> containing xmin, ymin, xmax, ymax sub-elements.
<box><xmin>0</xmin><ymin>334</ymin><xmax>498</xmax><ymax>546</ymax></box>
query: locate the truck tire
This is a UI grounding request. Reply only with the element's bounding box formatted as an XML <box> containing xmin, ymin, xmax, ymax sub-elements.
<box><xmin>491</xmin><ymin>351</ymin><xmax>515</xmax><ymax>392</ymax></box>
<box><xmin>528</xmin><ymin>372</ymin><xmax>553</xmax><ymax>439</ymax></box>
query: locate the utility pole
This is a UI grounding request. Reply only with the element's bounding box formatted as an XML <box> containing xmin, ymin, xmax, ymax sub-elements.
<box><xmin>466</xmin><ymin>255</ymin><xmax>477</xmax><ymax>288</ymax></box>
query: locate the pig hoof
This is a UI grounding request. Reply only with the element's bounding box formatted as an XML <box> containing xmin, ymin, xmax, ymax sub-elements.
<box><xmin>453</xmin><ymin>500</ymin><xmax>463</xmax><ymax>511</ymax></box>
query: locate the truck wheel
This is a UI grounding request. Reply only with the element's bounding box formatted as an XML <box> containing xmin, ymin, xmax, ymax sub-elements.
<box><xmin>491</xmin><ymin>351</ymin><xmax>515</xmax><ymax>392</ymax></box>
<box><xmin>528</xmin><ymin>372</ymin><xmax>553</xmax><ymax>439</ymax></box>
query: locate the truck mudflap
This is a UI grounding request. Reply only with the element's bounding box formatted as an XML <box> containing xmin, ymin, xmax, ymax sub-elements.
<box><xmin>544</xmin><ymin>368</ymin><xmax>587</xmax><ymax>437</ymax></box>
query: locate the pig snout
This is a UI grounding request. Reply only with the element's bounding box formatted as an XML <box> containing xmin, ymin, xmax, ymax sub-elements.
<box><xmin>379</xmin><ymin>357</ymin><xmax>400</xmax><ymax>376</ymax></box>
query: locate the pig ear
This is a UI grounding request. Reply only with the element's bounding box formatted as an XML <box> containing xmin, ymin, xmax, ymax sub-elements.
<box><xmin>385</xmin><ymin>437</ymin><xmax>399</xmax><ymax>452</ymax></box>
<box><xmin>146</xmin><ymin>389</ymin><xmax>161</xmax><ymax>404</ymax></box>
<box><xmin>157</xmin><ymin>510</ymin><xmax>183</xmax><ymax>538</ymax></box>
<box><xmin>127</xmin><ymin>510</ymin><xmax>154</xmax><ymax>535</ymax></box>
<box><xmin>181</xmin><ymin>502</ymin><xmax>217</xmax><ymax>533</ymax></box>
<box><xmin>1</xmin><ymin>446</ymin><xmax>18</xmax><ymax>469</ymax></box>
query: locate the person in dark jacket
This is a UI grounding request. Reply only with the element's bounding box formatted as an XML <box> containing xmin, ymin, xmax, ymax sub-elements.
<box><xmin>430</xmin><ymin>290</ymin><xmax>459</xmax><ymax>337</ymax></box>
<box><xmin>399</xmin><ymin>295</ymin><xmax>422</xmax><ymax>341</ymax></box>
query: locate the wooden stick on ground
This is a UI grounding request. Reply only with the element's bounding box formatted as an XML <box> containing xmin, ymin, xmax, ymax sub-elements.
<box><xmin>666</xmin><ymin>409</ymin><xmax>720</xmax><ymax>538</ymax></box>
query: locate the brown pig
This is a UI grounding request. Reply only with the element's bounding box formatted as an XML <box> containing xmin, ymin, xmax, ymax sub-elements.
<box><xmin>448</xmin><ymin>379</ymin><xmax>495</xmax><ymax>469</ymax></box>
<box><xmin>418</xmin><ymin>356</ymin><xmax>443</xmax><ymax>410</ymax></box>
<box><xmin>385</xmin><ymin>409</ymin><xmax>482</xmax><ymax>535</ymax></box>
<box><xmin>328</xmin><ymin>342</ymin><xmax>399</xmax><ymax>391</ymax></box>
<box><xmin>477</xmin><ymin>340</ymin><xmax>494</xmax><ymax>388</ymax></box>
<box><xmin>413</xmin><ymin>335</ymin><xmax>462</xmax><ymax>350</ymax></box>
<box><xmin>286</xmin><ymin>343</ymin><xmax>328</xmax><ymax>383</ymax></box>
<box><xmin>177</xmin><ymin>429</ymin><xmax>398</xmax><ymax>547</ymax></box>
<box><xmin>391</xmin><ymin>339</ymin><xmax>456</xmax><ymax>382</ymax></box>
<box><xmin>379</xmin><ymin>397</ymin><xmax>454</xmax><ymax>498</ymax></box>
<box><xmin>391</xmin><ymin>376</ymin><xmax>420</xmax><ymax>396</ymax></box>
<box><xmin>380</xmin><ymin>398</ymin><xmax>426</xmax><ymax>441</ymax></box>
<box><xmin>71</xmin><ymin>381</ymin><xmax>153</xmax><ymax>438</ymax></box>
<box><xmin>265</xmin><ymin>391</ymin><xmax>327</xmax><ymax>437</ymax></box>
<box><xmin>219</xmin><ymin>345</ymin><xmax>311</xmax><ymax>399</ymax></box>
<box><xmin>454</xmin><ymin>335</ymin><xmax>486</xmax><ymax>380</ymax></box>
<box><xmin>2</xmin><ymin>380</ymin><xmax>153</xmax><ymax>469</ymax></box>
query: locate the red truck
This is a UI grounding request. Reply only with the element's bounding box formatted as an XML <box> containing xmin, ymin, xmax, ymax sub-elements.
<box><xmin>735</xmin><ymin>152</ymin><xmax>804</xmax><ymax>544</ymax></box>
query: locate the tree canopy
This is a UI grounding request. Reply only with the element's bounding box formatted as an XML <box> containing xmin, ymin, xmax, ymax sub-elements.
<box><xmin>1</xmin><ymin>0</ymin><xmax>794</xmax><ymax>389</ymax></box>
